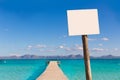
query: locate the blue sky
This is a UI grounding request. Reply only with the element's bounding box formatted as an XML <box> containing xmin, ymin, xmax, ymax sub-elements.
<box><xmin>0</xmin><ymin>0</ymin><xmax>120</xmax><ymax>56</ymax></box>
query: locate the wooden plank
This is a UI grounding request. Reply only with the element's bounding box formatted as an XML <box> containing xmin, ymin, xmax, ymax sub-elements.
<box><xmin>37</xmin><ymin>61</ymin><xmax>68</xmax><ymax>80</ymax></box>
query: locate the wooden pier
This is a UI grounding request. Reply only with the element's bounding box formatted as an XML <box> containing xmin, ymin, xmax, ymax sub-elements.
<box><xmin>36</xmin><ymin>61</ymin><xmax>68</xmax><ymax>80</ymax></box>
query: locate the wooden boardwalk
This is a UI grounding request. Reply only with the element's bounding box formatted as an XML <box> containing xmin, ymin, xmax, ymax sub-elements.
<box><xmin>36</xmin><ymin>61</ymin><xmax>68</xmax><ymax>80</ymax></box>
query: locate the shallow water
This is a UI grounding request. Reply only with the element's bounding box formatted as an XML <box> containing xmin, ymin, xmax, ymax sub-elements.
<box><xmin>0</xmin><ymin>59</ymin><xmax>120</xmax><ymax>80</ymax></box>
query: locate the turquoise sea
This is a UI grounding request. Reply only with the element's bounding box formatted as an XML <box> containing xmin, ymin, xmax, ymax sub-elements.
<box><xmin>0</xmin><ymin>59</ymin><xmax>120</xmax><ymax>80</ymax></box>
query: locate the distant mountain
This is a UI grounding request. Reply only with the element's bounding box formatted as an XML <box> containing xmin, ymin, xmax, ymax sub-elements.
<box><xmin>0</xmin><ymin>54</ymin><xmax>120</xmax><ymax>59</ymax></box>
<box><xmin>95</xmin><ymin>55</ymin><xmax>120</xmax><ymax>59</ymax></box>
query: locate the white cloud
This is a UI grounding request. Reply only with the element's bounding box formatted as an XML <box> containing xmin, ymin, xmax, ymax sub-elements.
<box><xmin>98</xmin><ymin>44</ymin><xmax>103</xmax><ymax>46</ymax></box>
<box><xmin>114</xmin><ymin>48</ymin><xmax>119</xmax><ymax>51</ymax></box>
<box><xmin>77</xmin><ymin>46</ymin><xmax>83</xmax><ymax>50</ymax></box>
<box><xmin>46</xmin><ymin>50</ymin><xmax>56</xmax><ymax>52</ymax></box>
<box><xmin>88</xmin><ymin>38</ymin><xmax>97</xmax><ymax>41</ymax></box>
<box><xmin>74</xmin><ymin>44</ymin><xmax>83</xmax><ymax>50</ymax></box>
<box><xmin>101</xmin><ymin>37</ymin><xmax>109</xmax><ymax>41</ymax></box>
<box><xmin>92</xmin><ymin>48</ymin><xmax>104</xmax><ymax>52</ymax></box>
<box><xmin>10</xmin><ymin>53</ymin><xmax>21</xmax><ymax>57</ymax></box>
<box><xmin>38</xmin><ymin>49</ymin><xmax>56</xmax><ymax>53</ymax></box>
<box><xmin>58</xmin><ymin>45</ymin><xmax>72</xmax><ymax>51</ymax></box>
<box><xmin>59</xmin><ymin>45</ymin><xmax>83</xmax><ymax>52</ymax></box>
<box><xmin>59</xmin><ymin>45</ymin><xmax>64</xmax><ymax>49</ymax></box>
<box><xmin>65</xmin><ymin>47</ymin><xmax>71</xmax><ymax>51</ymax></box>
<box><xmin>88</xmin><ymin>37</ymin><xmax>109</xmax><ymax>41</ymax></box>
<box><xmin>27</xmin><ymin>44</ymin><xmax>46</xmax><ymax>51</ymax></box>
<box><xmin>27</xmin><ymin>45</ymin><xmax>33</xmax><ymax>50</ymax></box>
<box><xmin>39</xmin><ymin>49</ymin><xmax>45</xmax><ymax>52</ymax></box>
<box><xmin>36</xmin><ymin>44</ymin><xmax>46</xmax><ymax>48</ymax></box>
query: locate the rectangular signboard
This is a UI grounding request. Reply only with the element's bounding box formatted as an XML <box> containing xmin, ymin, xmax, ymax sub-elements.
<box><xmin>67</xmin><ymin>9</ymin><xmax>100</xmax><ymax>36</ymax></box>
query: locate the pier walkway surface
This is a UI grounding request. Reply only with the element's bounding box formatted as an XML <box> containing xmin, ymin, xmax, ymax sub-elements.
<box><xmin>36</xmin><ymin>61</ymin><xmax>68</xmax><ymax>80</ymax></box>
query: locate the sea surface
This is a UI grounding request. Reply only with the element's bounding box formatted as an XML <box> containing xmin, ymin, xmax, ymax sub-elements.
<box><xmin>0</xmin><ymin>59</ymin><xmax>120</xmax><ymax>80</ymax></box>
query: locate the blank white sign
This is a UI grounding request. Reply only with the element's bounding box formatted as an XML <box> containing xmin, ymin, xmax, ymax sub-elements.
<box><xmin>67</xmin><ymin>9</ymin><xmax>100</xmax><ymax>36</ymax></box>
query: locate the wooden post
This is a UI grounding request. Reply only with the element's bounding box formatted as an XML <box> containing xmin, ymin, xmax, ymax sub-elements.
<box><xmin>82</xmin><ymin>35</ymin><xmax>92</xmax><ymax>80</ymax></box>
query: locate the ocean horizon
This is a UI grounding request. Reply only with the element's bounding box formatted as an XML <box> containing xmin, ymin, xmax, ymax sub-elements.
<box><xmin>0</xmin><ymin>59</ymin><xmax>120</xmax><ymax>80</ymax></box>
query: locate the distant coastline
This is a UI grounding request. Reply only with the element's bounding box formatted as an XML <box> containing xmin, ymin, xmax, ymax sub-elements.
<box><xmin>0</xmin><ymin>54</ymin><xmax>120</xmax><ymax>59</ymax></box>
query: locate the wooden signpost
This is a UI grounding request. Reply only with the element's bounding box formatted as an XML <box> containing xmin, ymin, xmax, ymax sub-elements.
<box><xmin>67</xmin><ymin>9</ymin><xmax>100</xmax><ymax>80</ymax></box>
